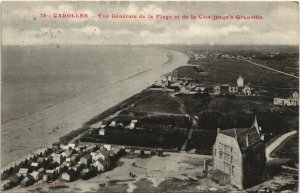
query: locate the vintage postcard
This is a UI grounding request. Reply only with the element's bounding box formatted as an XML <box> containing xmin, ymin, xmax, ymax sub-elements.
<box><xmin>1</xmin><ymin>1</ymin><xmax>299</xmax><ymax>193</ymax></box>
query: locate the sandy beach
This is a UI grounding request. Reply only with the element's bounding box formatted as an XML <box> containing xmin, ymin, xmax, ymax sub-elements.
<box><xmin>1</xmin><ymin>49</ymin><xmax>189</xmax><ymax>168</ymax></box>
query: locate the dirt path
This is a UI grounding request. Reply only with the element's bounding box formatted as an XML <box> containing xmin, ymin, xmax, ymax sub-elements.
<box><xmin>266</xmin><ymin>130</ymin><xmax>297</xmax><ymax>161</ymax></box>
<box><xmin>239</xmin><ymin>58</ymin><xmax>299</xmax><ymax>79</ymax></box>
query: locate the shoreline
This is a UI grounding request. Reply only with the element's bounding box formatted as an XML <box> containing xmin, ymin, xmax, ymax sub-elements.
<box><xmin>1</xmin><ymin>48</ymin><xmax>189</xmax><ymax>169</ymax></box>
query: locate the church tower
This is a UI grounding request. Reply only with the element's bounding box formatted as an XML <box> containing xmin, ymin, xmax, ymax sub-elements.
<box><xmin>237</xmin><ymin>75</ymin><xmax>244</xmax><ymax>87</ymax></box>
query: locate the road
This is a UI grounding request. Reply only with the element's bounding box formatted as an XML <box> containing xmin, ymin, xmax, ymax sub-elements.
<box><xmin>265</xmin><ymin>130</ymin><xmax>297</xmax><ymax>161</ymax></box>
<box><xmin>239</xmin><ymin>58</ymin><xmax>299</xmax><ymax>79</ymax></box>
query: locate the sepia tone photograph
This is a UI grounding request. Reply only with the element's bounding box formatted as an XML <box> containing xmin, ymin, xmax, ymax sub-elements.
<box><xmin>1</xmin><ymin>1</ymin><xmax>299</xmax><ymax>192</ymax></box>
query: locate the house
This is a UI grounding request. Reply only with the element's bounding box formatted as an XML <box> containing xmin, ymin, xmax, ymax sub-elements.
<box><xmin>144</xmin><ymin>150</ymin><xmax>151</xmax><ymax>155</ymax></box>
<box><xmin>104</xmin><ymin>144</ymin><xmax>112</xmax><ymax>151</ymax></box>
<box><xmin>209</xmin><ymin>117</ymin><xmax>266</xmax><ymax>190</ymax></box>
<box><xmin>28</xmin><ymin>171</ymin><xmax>42</xmax><ymax>181</ymax></box>
<box><xmin>243</xmin><ymin>85</ymin><xmax>251</xmax><ymax>96</ymax></box>
<box><xmin>37</xmin><ymin>157</ymin><xmax>45</xmax><ymax>166</ymax></box>
<box><xmin>64</xmin><ymin>149</ymin><xmax>75</xmax><ymax>158</ymax></box>
<box><xmin>109</xmin><ymin>121</ymin><xmax>117</xmax><ymax>127</ymax></box>
<box><xmin>229</xmin><ymin>85</ymin><xmax>238</xmax><ymax>93</ymax></box>
<box><xmin>90</xmin><ymin>121</ymin><xmax>106</xmax><ymax>129</ymax></box>
<box><xmin>125</xmin><ymin>148</ymin><xmax>133</xmax><ymax>154</ymax></box>
<box><xmin>129</xmin><ymin>122</ymin><xmax>136</xmax><ymax>129</ymax></box>
<box><xmin>274</xmin><ymin>91</ymin><xmax>299</xmax><ymax>106</ymax></box>
<box><xmin>30</xmin><ymin>162</ymin><xmax>39</xmax><ymax>170</ymax></box>
<box><xmin>47</xmin><ymin>161</ymin><xmax>59</xmax><ymax>170</ymax></box>
<box><xmin>97</xmin><ymin>158</ymin><xmax>110</xmax><ymax>170</ymax></box>
<box><xmin>80</xmin><ymin>169</ymin><xmax>90</xmax><ymax>180</ymax></box>
<box><xmin>37</xmin><ymin>168</ymin><xmax>45</xmax><ymax>174</ymax></box>
<box><xmin>18</xmin><ymin>168</ymin><xmax>29</xmax><ymax>176</ymax></box>
<box><xmin>8</xmin><ymin>174</ymin><xmax>21</xmax><ymax>186</ymax></box>
<box><xmin>213</xmin><ymin>85</ymin><xmax>221</xmax><ymax>95</ymax></box>
<box><xmin>112</xmin><ymin>147</ymin><xmax>122</xmax><ymax>156</ymax></box>
<box><xmin>92</xmin><ymin>160</ymin><xmax>105</xmax><ymax>173</ymax></box>
<box><xmin>157</xmin><ymin>148</ymin><xmax>164</xmax><ymax>157</ymax></box>
<box><xmin>43</xmin><ymin>170</ymin><xmax>56</xmax><ymax>182</ymax></box>
<box><xmin>99</xmin><ymin>128</ymin><xmax>106</xmax><ymax>136</ymax></box>
<box><xmin>98</xmin><ymin>150</ymin><xmax>110</xmax><ymax>161</ymax></box>
<box><xmin>134</xmin><ymin>150</ymin><xmax>141</xmax><ymax>155</ymax></box>
<box><xmin>52</xmin><ymin>153</ymin><xmax>63</xmax><ymax>164</ymax></box>
<box><xmin>61</xmin><ymin>169</ymin><xmax>77</xmax><ymax>182</ymax></box>
<box><xmin>80</xmin><ymin>154</ymin><xmax>92</xmax><ymax>166</ymax></box>
<box><xmin>20</xmin><ymin>176</ymin><xmax>35</xmax><ymax>187</ymax></box>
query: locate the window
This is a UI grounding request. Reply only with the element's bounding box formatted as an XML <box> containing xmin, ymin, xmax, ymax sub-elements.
<box><xmin>224</xmin><ymin>153</ymin><xmax>232</xmax><ymax>163</ymax></box>
<box><xmin>224</xmin><ymin>145</ymin><xmax>231</xmax><ymax>154</ymax></box>
<box><xmin>214</xmin><ymin>149</ymin><xmax>216</xmax><ymax>156</ymax></box>
<box><xmin>231</xmin><ymin>165</ymin><xmax>235</xmax><ymax>176</ymax></box>
<box><xmin>219</xmin><ymin>143</ymin><xmax>224</xmax><ymax>150</ymax></box>
<box><xmin>224</xmin><ymin>162</ymin><xmax>231</xmax><ymax>174</ymax></box>
<box><xmin>219</xmin><ymin>150</ymin><xmax>223</xmax><ymax>159</ymax></box>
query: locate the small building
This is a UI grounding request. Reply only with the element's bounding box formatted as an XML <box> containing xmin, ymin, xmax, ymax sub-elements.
<box><xmin>134</xmin><ymin>150</ymin><xmax>141</xmax><ymax>155</ymax></box>
<box><xmin>80</xmin><ymin>154</ymin><xmax>92</xmax><ymax>166</ymax></box>
<box><xmin>112</xmin><ymin>147</ymin><xmax>122</xmax><ymax>156</ymax></box>
<box><xmin>98</xmin><ymin>150</ymin><xmax>110</xmax><ymax>161</ymax></box>
<box><xmin>37</xmin><ymin>157</ymin><xmax>45</xmax><ymax>166</ymax></box>
<box><xmin>9</xmin><ymin>174</ymin><xmax>21</xmax><ymax>186</ymax></box>
<box><xmin>20</xmin><ymin>177</ymin><xmax>35</xmax><ymax>187</ymax></box>
<box><xmin>144</xmin><ymin>150</ymin><xmax>151</xmax><ymax>155</ymax></box>
<box><xmin>129</xmin><ymin>122</ymin><xmax>136</xmax><ymax>130</ymax></box>
<box><xmin>104</xmin><ymin>144</ymin><xmax>112</xmax><ymax>151</ymax></box>
<box><xmin>229</xmin><ymin>86</ymin><xmax>238</xmax><ymax>93</ymax></box>
<box><xmin>243</xmin><ymin>85</ymin><xmax>251</xmax><ymax>96</ymax></box>
<box><xmin>274</xmin><ymin>91</ymin><xmax>299</xmax><ymax>106</ymax></box>
<box><xmin>80</xmin><ymin>169</ymin><xmax>91</xmax><ymax>180</ymax></box>
<box><xmin>109</xmin><ymin>121</ymin><xmax>117</xmax><ymax>127</ymax></box>
<box><xmin>28</xmin><ymin>171</ymin><xmax>42</xmax><ymax>181</ymax></box>
<box><xmin>157</xmin><ymin>148</ymin><xmax>164</xmax><ymax>157</ymax></box>
<box><xmin>43</xmin><ymin>170</ymin><xmax>56</xmax><ymax>182</ymax></box>
<box><xmin>52</xmin><ymin>153</ymin><xmax>63</xmax><ymax>164</ymax></box>
<box><xmin>99</xmin><ymin>128</ymin><xmax>106</xmax><ymax>136</ymax></box>
<box><xmin>92</xmin><ymin>160</ymin><xmax>105</xmax><ymax>173</ymax></box>
<box><xmin>30</xmin><ymin>162</ymin><xmax>39</xmax><ymax>170</ymax></box>
<box><xmin>61</xmin><ymin>169</ymin><xmax>77</xmax><ymax>182</ymax></box>
<box><xmin>18</xmin><ymin>168</ymin><xmax>29</xmax><ymax>176</ymax></box>
<box><xmin>97</xmin><ymin>158</ymin><xmax>110</xmax><ymax>169</ymax></box>
<box><xmin>213</xmin><ymin>85</ymin><xmax>221</xmax><ymax>95</ymax></box>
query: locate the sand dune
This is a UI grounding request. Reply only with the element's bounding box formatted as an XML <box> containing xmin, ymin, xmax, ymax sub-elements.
<box><xmin>1</xmin><ymin>49</ymin><xmax>189</xmax><ymax>168</ymax></box>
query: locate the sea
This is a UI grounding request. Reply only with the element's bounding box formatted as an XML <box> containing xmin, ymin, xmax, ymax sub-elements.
<box><xmin>1</xmin><ymin>45</ymin><xmax>168</xmax><ymax>123</ymax></box>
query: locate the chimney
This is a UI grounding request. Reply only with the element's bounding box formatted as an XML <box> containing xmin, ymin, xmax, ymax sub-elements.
<box><xmin>234</xmin><ymin>129</ymin><xmax>237</xmax><ymax>139</ymax></box>
<box><xmin>203</xmin><ymin>159</ymin><xmax>208</xmax><ymax>172</ymax></box>
<box><xmin>246</xmin><ymin>134</ymin><xmax>249</xmax><ymax>147</ymax></box>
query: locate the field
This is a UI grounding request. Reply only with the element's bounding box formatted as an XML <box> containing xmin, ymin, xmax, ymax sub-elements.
<box><xmin>175</xmin><ymin>58</ymin><xmax>298</xmax><ymax>92</ymax></box>
<box><xmin>128</xmin><ymin>90</ymin><xmax>183</xmax><ymax>115</ymax></box>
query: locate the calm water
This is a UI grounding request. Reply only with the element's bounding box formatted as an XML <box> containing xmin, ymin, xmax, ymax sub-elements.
<box><xmin>1</xmin><ymin>45</ymin><xmax>168</xmax><ymax>123</ymax></box>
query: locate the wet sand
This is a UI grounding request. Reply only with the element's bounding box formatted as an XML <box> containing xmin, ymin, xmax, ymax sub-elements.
<box><xmin>1</xmin><ymin>49</ymin><xmax>189</xmax><ymax>168</ymax></box>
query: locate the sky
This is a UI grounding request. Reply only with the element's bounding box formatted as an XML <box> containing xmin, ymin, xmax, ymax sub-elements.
<box><xmin>2</xmin><ymin>1</ymin><xmax>299</xmax><ymax>45</ymax></box>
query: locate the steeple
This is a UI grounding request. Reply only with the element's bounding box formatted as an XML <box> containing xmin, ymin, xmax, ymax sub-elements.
<box><xmin>251</xmin><ymin>115</ymin><xmax>261</xmax><ymax>134</ymax></box>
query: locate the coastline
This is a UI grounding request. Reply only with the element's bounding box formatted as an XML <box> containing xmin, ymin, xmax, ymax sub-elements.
<box><xmin>1</xmin><ymin>48</ymin><xmax>189</xmax><ymax>169</ymax></box>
